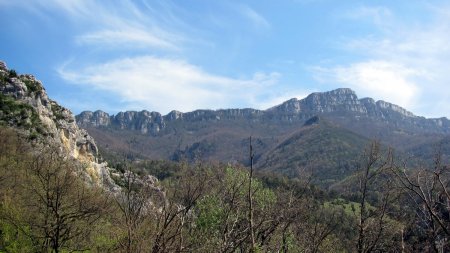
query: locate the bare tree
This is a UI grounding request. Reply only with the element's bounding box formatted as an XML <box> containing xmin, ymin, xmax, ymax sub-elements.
<box><xmin>248</xmin><ymin>136</ymin><xmax>256</xmax><ymax>251</ymax></box>
<box><xmin>114</xmin><ymin>168</ymin><xmax>154</xmax><ymax>253</ymax></box>
<box><xmin>355</xmin><ymin>141</ymin><xmax>398</xmax><ymax>253</ymax></box>
<box><xmin>150</xmin><ymin>163</ymin><xmax>207</xmax><ymax>253</ymax></box>
<box><xmin>31</xmin><ymin>149</ymin><xmax>110</xmax><ymax>252</ymax></box>
<box><xmin>392</xmin><ymin>148</ymin><xmax>450</xmax><ymax>251</ymax></box>
<box><xmin>0</xmin><ymin>144</ymin><xmax>111</xmax><ymax>253</ymax></box>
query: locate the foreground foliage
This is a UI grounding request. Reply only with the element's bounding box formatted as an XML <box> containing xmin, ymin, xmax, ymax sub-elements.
<box><xmin>1</xmin><ymin>127</ymin><xmax>449</xmax><ymax>252</ymax></box>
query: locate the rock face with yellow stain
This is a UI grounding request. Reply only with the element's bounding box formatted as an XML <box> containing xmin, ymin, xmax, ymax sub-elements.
<box><xmin>0</xmin><ymin>61</ymin><xmax>117</xmax><ymax>190</ymax></box>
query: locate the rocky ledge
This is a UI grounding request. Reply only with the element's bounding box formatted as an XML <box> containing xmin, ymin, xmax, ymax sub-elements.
<box><xmin>77</xmin><ymin>88</ymin><xmax>450</xmax><ymax>135</ymax></box>
<box><xmin>0</xmin><ymin>61</ymin><xmax>117</xmax><ymax>190</ymax></box>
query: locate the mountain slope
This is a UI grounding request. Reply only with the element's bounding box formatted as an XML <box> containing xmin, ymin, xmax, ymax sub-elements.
<box><xmin>76</xmin><ymin>88</ymin><xmax>449</xmax><ymax>183</ymax></box>
<box><xmin>406</xmin><ymin>135</ymin><xmax>450</xmax><ymax>164</ymax></box>
<box><xmin>257</xmin><ymin>117</ymin><xmax>371</xmax><ymax>186</ymax></box>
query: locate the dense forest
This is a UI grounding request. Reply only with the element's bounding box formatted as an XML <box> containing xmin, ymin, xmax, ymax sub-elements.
<box><xmin>1</xmin><ymin>126</ymin><xmax>449</xmax><ymax>252</ymax></box>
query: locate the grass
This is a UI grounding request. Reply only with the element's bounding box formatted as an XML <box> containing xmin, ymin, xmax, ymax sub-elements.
<box><xmin>323</xmin><ymin>197</ymin><xmax>376</xmax><ymax>216</ymax></box>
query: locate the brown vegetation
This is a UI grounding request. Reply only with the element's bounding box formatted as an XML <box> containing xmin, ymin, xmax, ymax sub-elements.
<box><xmin>1</xmin><ymin>126</ymin><xmax>450</xmax><ymax>252</ymax></box>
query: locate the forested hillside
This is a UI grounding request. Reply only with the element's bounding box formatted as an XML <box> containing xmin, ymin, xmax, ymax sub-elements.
<box><xmin>1</xmin><ymin>64</ymin><xmax>450</xmax><ymax>252</ymax></box>
<box><xmin>77</xmin><ymin>89</ymin><xmax>450</xmax><ymax>188</ymax></box>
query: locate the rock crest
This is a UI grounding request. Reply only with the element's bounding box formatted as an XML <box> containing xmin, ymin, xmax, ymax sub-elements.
<box><xmin>77</xmin><ymin>88</ymin><xmax>449</xmax><ymax>134</ymax></box>
<box><xmin>0</xmin><ymin>61</ymin><xmax>117</xmax><ymax>191</ymax></box>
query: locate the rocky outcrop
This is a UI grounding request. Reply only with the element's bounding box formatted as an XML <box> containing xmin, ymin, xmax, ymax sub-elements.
<box><xmin>77</xmin><ymin>107</ymin><xmax>265</xmax><ymax>135</ymax></box>
<box><xmin>279</xmin><ymin>88</ymin><xmax>366</xmax><ymax>114</ymax></box>
<box><xmin>114</xmin><ymin>110</ymin><xmax>164</xmax><ymax>135</ymax></box>
<box><xmin>268</xmin><ymin>88</ymin><xmax>416</xmax><ymax>118</ymax></box>
<box><xmin>375</xmin><ymin>100</ymin><xmax>415</xmax><ymax>118</ymax></box>
<box><xmin>77</xmin><ymin>110</ymin><xmax>111</xmax><ymax>127</ymax></box>
<box><xmin>0</xmin><ymin>61</ymin><xmax>117</xmax><ymax>190</ymax></box>
<box><xmin>270</xmin><ymin>89</ymin><xmax>450</xmax><ymax>133</ymax></box>
<box><xmin>77</xmin><ymin>110</ymin><xmax>166</xmax><ymax>135</ymax></box>
<box><xmin>76</xmin><ymin>88</ymin><xmax>450</xmax><ymax>135</ymax></box>
<box><xmin>77</xmin><ymin>107</ymin><xmax>266</xmax><ymax>134</ymax></box>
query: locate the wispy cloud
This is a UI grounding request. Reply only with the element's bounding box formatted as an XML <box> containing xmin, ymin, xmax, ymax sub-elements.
<box><xmin>314</xmin><ymin>4</ymin><xmax>450</xmax><ymax>117</ymax></box>
<box><xmin>77</xmin><ymin>28</ymin><xmax>179</xmax><ymax>50</ymax></box>
<box><xmin>342</xmin><ymin>6</ymin><xmax>393</xmax><ymax>27</ymax></box>
<box><xmin>58</xmin><ymin>56</ymin><xmax>282</xmax><ymax>113</ymax></box>
<box><xmin>4</xmin><ymin>0</ymin><xmax>289</xmax><ymax>112</ymax></box>
<box><xmin>1</xmin><ymin>0</ymin><xmax>312</xmax><ymax>113</ymax></box>
<box><xmin>4</xmin><ymin>0</ymin><xmax>184</xmax><ymax>51</ymax></box>
<box><xmin>238</xmin><ymin>5</ymin><xmax>270</xmax><ymax>29</ymax></box>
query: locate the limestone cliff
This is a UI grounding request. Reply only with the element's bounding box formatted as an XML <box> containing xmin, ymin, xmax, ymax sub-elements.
<box><xmin>77</xmin><ymin>88</ymin><xmax>450</xmax><ymax>135</ymax></box>
<box><xmin>0</xmin><ymin>61</ymin><xmax>117</xmax><ymax>190</ymax></box>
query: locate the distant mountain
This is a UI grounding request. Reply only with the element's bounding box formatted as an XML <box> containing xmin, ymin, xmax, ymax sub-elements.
<box><xmin>78</xmin><ymin>88</ymin><xmax>450</xmax><ymax>136</ymax></box>
<box><xmin>76</xmin><ymin>88</ymin><xmax>450</xmax><ymax>186</ymax></box>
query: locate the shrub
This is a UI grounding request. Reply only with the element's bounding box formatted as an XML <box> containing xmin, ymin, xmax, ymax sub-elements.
<box><xmin>8</xmin><ymin>69</ymin><xmax>17</xmax><ymax>78</ymax></box>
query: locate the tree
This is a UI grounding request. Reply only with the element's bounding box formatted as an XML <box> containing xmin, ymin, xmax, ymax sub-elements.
<box><xmin>114</xmin><ymin>168</ymin><xmax>156</xmax><ymax>253</ymax></box>
<box><xmin>26</xmin><ymin>148</ymin><xmax>110</xmax><ymax>252</ymax></box>
<box><xmin>392</xmin><ymin>148</ymin><xmax>450</xmax><ymax>252</ymax></box>
<box><xmin>191</xmin><ymin>166</ymin><xmax>279</xmax><ymax>252</ymax></box>
<box><xmin>150</xmin><ymin>163</ymin><xmax>206</xmax><ymax>253</ymax></box>
<box><xmin>355</xmin><ymin>141</ymin><xmax>401</xmax><ymax>253</ymax></box>
<box><xmin>0</xmin><ymin>130</ymin><xmax>110</xmax><ymax>253</ymax></box>
<box><xmin>248</xmin><ymin>136</ymin><xmax>256</xmax><ymax>251</ymax></box>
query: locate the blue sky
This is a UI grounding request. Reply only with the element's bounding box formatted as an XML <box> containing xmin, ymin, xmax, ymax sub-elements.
<box><xmin>1</xmin><ymin>0</ymin><xmax>449</xmax><ymax>118</ymax></box>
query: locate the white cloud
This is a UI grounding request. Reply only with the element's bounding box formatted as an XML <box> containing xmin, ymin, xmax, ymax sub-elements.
<box><xmin>5</xmin><ymin>0</ymin><xmax>184</xmax><ymax>51</ymax></box>
<box><xmin>77</xmin><ymin>28</ymin><xmax>179</xmax><ymax>50</ymax></box>
<box><xmin>58</xmin><ymin>56</ymin><xmax>282</xmax><ymax>114</ymax></box>
<box><xmin>315</xmin><ymin>4</ymin><xmax>450</xmax><ymax>118</ymax></box>
<box><xmin>255</xmin><ymin>91</ymin><xmax>311</xmax><ymax>110</ymax></box>
<box><xmin>0</xmin><ymin>0</ymin><xmax>95</xmax><ymax>20</ymax></box>
<box><xmin>238</xmin><ymin>5</ymin><xmax>270</xmax><ymax>29</ymax></box>
<box><xmin>313</xmin><ymin>61</ymin><xmax>420</xmax><ymax>109</ymax></box>
<box><xmin>5</xmin><ymin>0</ymin><xmax>289</xmax><ymax>113</ymax></box>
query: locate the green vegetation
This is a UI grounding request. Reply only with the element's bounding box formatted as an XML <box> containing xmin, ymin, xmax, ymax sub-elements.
<box><xmin>324</xmin><ymin>198</ymin><xmax>362</xmax><ymax>215</ymax></box>
<box><xmin>7</xmin><ymin>69</ymin><xmax>17</xmax><ymax>78</ymax></box>
<box><xmin>0</xmin><ymin>128</ymin><xmax>111</xmax><ymax>252</ymax></box>
<box><xmin>0</xmin><ymin>127</ymin><xmax>358</xmax><ymax>252</ymax></box>
<box><xmin>0</xmin><ymin>74</ymin><xmax>8</xmax><ymax>84</ymax></box>
<box><xmin>22</xmin><ymin>79</ymin><xmax>42</xmax><ymax>94</ymax></box>
<box><xmin>0</xmin><ymin>69</ymin><xmax>47</xmax><ymax>139</ymax></box>
<box><xmin>0</xmin><ymin>94</ymin><xmax>42</xmax><ymax>132</ymax></box>
<box><xmin>0</xmin><ymin>96</ymin><xmax>449</xmax><ymax>253</ymax></box>
<box><xmin>259</xmin><ymin>122</ymin><xmax>370</xmax><ymax>186</ymax></box>
<box><xmin>2</xmin><ymin>61</ymin><xmax>450</xmax><ymax>252</ymax></box>
<box><xmin>2</xmin><ymin>125</ymin><xmax>450</xmax><ymax>252</ymax></box>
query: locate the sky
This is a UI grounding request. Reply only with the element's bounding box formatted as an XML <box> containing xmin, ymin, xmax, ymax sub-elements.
<box><xmin>0</xmin><ymin>0</ymin><xmax>449</xmax><ymax>118</ymax></box>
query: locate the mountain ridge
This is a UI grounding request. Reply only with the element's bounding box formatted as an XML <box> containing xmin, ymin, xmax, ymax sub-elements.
<box><xmin>77</xmin><ymin>87</ymin><xmax>450</xmax><ymax>136</ymax></box>
<box><xmin>4</xmin><ymin>59</ymin><xmax>443</xmax><ymax>186</ymax></box>
<box><xmin>74</xmin><ymin>87</ymin><xmax>450</xmax><ymax>186</ymax></box>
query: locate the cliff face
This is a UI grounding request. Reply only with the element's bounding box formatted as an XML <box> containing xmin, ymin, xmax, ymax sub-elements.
<box><xmin>0</xmin><ymin>61</ymin><xmax>116</xmax><ymax>190</ymax></box>
<box><xmin>268</xmin><ymin>88</ymin><xmax>415</xmax><ymax>117</ymax></box>
<box><xmin>270</xmin><ymin>88</ymin><xmax>366</xmax><ymax>114</ymax></box>
<box><xmin>76</xmin><ymin>107</ymin><xmax>266</xmax><ymax>136</ymax></box>
<box><xmin>77</xmin><ymin>88</ymin><xmax>450</xmax><ymax>135</ymax></box>
<box><xmin>68</xmin><ymin>71</ymin><xmax>450</xmax><ymax>184</ymax></box>
<box><xmin>78</xmin><ymin>110</ymin><xmax>165</xmax><ymax>135</ymax></box>
<box><xmin>77</xmin><ymin>110</ymin><xmax>111</xmax><ymax>128</ymax></box>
